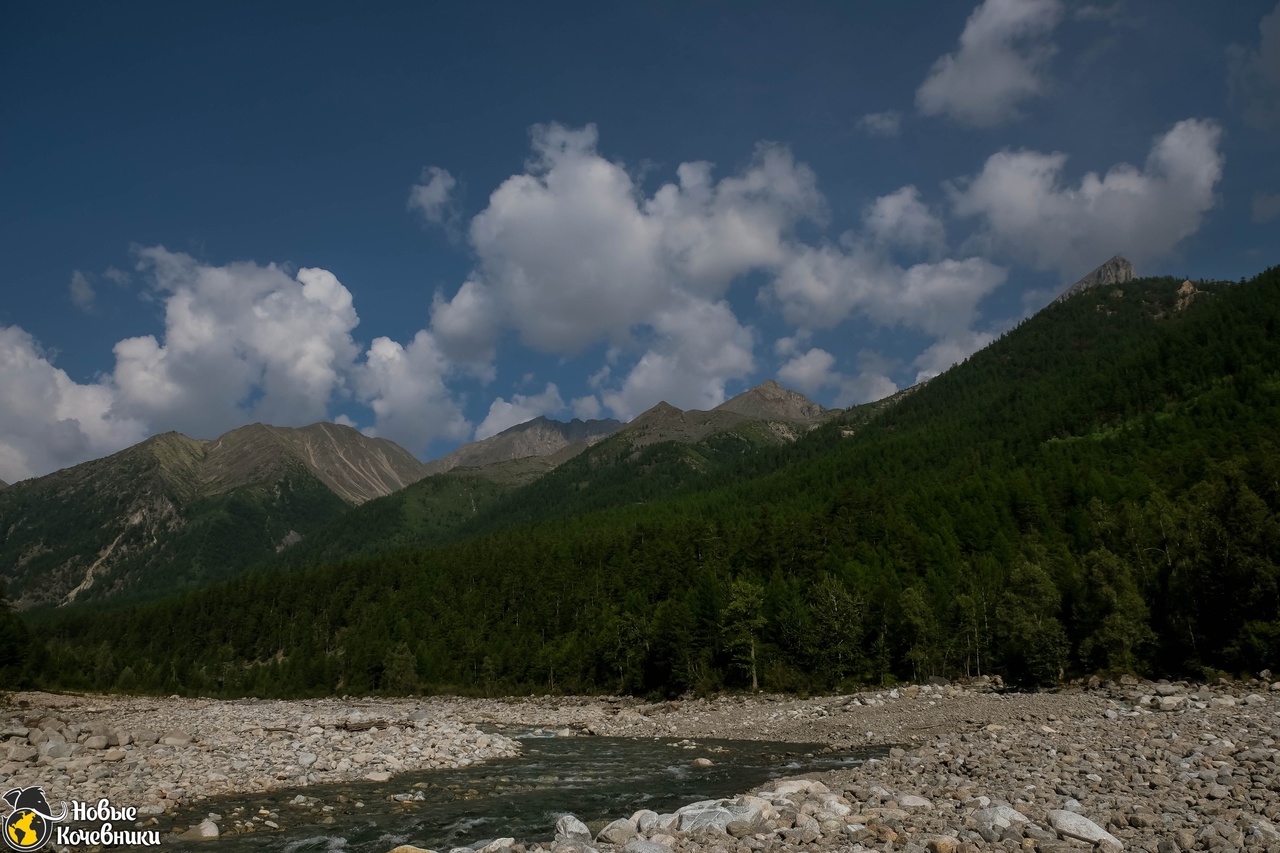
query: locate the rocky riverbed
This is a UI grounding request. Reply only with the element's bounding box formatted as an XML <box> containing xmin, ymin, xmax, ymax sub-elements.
<box><xmin>4</xmin><ymin>675</ymin><xmax>1279</xmax><ymax>851</ymax></box>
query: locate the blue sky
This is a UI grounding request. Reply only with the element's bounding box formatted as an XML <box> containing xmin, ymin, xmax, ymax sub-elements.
<box><xmin>2</xmin><ymin>0</ymin><xmax>1277</xmax><ymax>481</ymax></box>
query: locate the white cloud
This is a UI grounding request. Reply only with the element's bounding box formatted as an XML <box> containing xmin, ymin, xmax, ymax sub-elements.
<box><xmin>408</xmin><ymin>166</ymin><xmax>458</xmax><ymax>225</ymax></box>
<box><xmin>1255</xmin><ymin>191</ymin><xmax>1280</xmax><ymax>223</ymax></box>
<box><xmin>0</xmin><ymin>324</ymin><xmax>147</xmax><ymax>482</ymax></box>
<box><xmin>770</xmin><ymin>241</ymin><xmax>1006</xmax><ymax>336</ymax></box>
<box><xmin>601</xmin><ymin>295</ymin><xmax>755</xmax><ymax>420</ymax></box>
<box><xmin>857</xmin><ymin>110</ymin><xmax>903</xmax><ymax>137</ymax></box>
<box><xmin>949</xmin><ymin>118</ymin><xmax>1224</xmax><ymax>276</ymax></box>
<box><xmin>474</xmin><ymin>382</ymin><xmax>565</xmax><ymax>440</ymax></box>
<box><xmin>69</xmin><ymin>271</ymin><xmax>95</xmax><ymax>311</ymax></box>
<box><xmin>430</xmin><ymin>123</ymin><xmax>827</xmax><ymax>421</ymax></box>
<box><xmin>572</xmin><ymin>395</ymin><xmax>602</xmax><ymax>420</ymax></box>
<box><xmin>430</xmin><ymin>125</ymin><xmax>823</xmax><ymax>357</ymax></box>
<box><xmin>111</xmin><ymin>248</ymin><xmax>362</xmax><ymax>437</ymax></box>
<box><xmin>1229</xmin><ymin>2</ymin><xmax>1280</xmax><ymax>129</ymax></box>
<box><xmin>354</xmin><ymin>331</ymin><xmax>470</xmax><ymax>451</ymax></box>
<box><xmin>912</xmin><ymin>330</ymin><xmax>995</xmax><ymax>383</ymax></box>
<box><xmin>864</xmin><ymin>185</ymin><xmax>945</xmax><ymax>253</ymax></box>
<box><xmin>777</xmin><ymin>347</ymin><xmax>897</xmax><ymax>407</ymax></box>
<box><xmin>916</xmin><ymin>0</ymin><xmax>1064</xmax><ymax>127</ymax></box>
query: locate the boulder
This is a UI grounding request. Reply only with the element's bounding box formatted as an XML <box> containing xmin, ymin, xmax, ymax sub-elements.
<box><xmin>622</xmin><ymin>842</ymin><xmax>668</xmax><ymax>853</ymax></box>
<box><xmin>1048</xmin><ymin>810</ymin><xmax>1122</xmax><ymax>849</ymax></box>
<box><xmin>596</xmin><ymin>818</ymin><xmax>637</xmax><ymax>845</ymax></box>
<box><xmin>555</xmin><ymin>815</ymin><xmax>591</xmax><ymax>843</ymax></box>
<box><xmin>178</xmin><ymin>819</ymin><xmax>219</xmax><ymax>841</ymax></box>
<box><xmin>629</xmin><ymin>810</ymin><xmax>659</xmax><ymax>833</ymax></box>
<box><xmin>83</xmin><ymin>735</ymin><xmax>109</xmax><ymax>750</ymax></box>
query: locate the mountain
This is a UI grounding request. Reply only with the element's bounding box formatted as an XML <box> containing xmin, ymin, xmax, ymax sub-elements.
<box><xmin>35</xmin><ymin>264</ymin><xmax>1280</xmax><ymax>698</ymax></box>
<box><xmin>265</xmin><ymin>383</ymin><xmax>834</xmax><ymax>570</ymax></box>
<box><xmin>0</xmin><ymin>422</ymin><xmax>428</xmax><ymax>608</ymax></box>
<box><xmin>0</xmin><ymin>479</ymin><xmax>7</xmax><ymax>490</ymax></box>
<box><xmin>422</xmin><ymin>416</ymin><xmax>621</xmax><ymax>480</ymax></box>
<box><xmin>1055</xmin><ymin>255</ymin><xmax>1136</xmax><ymax>303</ymax></box>
<box><xmin>715</xmin><ymin>379</ymin><xmax>830</xmax><ymax>423</ymax></box>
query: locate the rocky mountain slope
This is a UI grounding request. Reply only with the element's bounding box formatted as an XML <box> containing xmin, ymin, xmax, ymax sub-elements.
<box><xmin>422</xmin><ymin>416</ymin><xmax>621</xmax><ymax>479</ymax></box>
<box><xmin>0</xmin><ymin>423</ymin><xmax>428</xmax><ymax>608</ymax></box>
<box><xmin>1055</xmin><ymin>255</ymin><xmax>1136</xmax><ymax>303</ymax></box>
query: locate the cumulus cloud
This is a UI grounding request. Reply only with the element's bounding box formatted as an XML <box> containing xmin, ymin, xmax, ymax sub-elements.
<box><xmin>1255</xmin><ymin>191</ymin><xmax>1280</xmax><ymax>223</ymax></box>
<box><xmin>857</xmin><ymin>110</ymin><xmax>903</xmax><ymax>137</ymax></box>
<box><xmin>69</xmin><ymin>271</ymin><xmax>95</xmax><ymax>311</ymax></box>
<box><xmin>429</xmin><ymin>123</ymin><xmax>824</xmax><ymax>420</ymax></box>
<box><xmin>912</xmin><ymin>330</ymin><xmax>996</xmax><ymax>383</ymax></box>
<box><xmin>600</xmin><ymin>295</ymin><xmax>755</xmax><ymax>420</ymax></box>
<box><xmin>769</xmin><ymin>241</ymin><xmax>1007</xmax><ymax>336</ymax></box>
<box><xmin>777</xmin><ymin>347</ymin><xmax>898</xmax><ymax>407</ymax></box>
<box><xmin>111</xmin><ymin>248</ymin><xmax>362</xmax><ymax>437</ymax></box>
<box><xmin>0</xmin><ymin>325</ymin><xmax>147</xmax><ymax>482</ymax></box>
<box><xmin>572</xmin><ymin>394</ymin><xmax>602</xmax><ymax>420</ymax></box>
<box><xmin>474</xmin><ymin>382</ymin><xmax>564</xmax><ymax>440</ymax></box>
<box><xmin>949</xmin><ymin>118</ymin><xmax>1224</xmax><ymax>276</ymax></box>
<box><xmin>2</xmin><ymin>247</ymin><xmax>483</xmax><ymax>479</ymax></box>
<box><xmin>408</xmin><ymin>166</ymin><xmax>458</xmax><ymax>225</ymax></box>
<box><xmin>354</xmin><ymin>331</ymin><xmax>470</xmax><ymax>450</ymax></box>
<box><xmin>864</xmin><ymin>185</ymin><xmax>946</xmax><ymax>254</ymax></box>
<box><xmin>434</xmin><ymin>124</ymin><xmax>822</xmax><ymax>357</ymax></box>
<box><xmin>1229</xmin><ymin>2</ymin><xmax>1280</xmax><ymax>129</ymax></box>
<box><xmin>916</xmin><ymin>0</ymin><xmax>1064</xmax><ymax>127</ymax></box>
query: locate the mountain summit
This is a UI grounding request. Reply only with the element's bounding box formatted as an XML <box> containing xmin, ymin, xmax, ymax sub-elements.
<box><xmin>715</xmin><ymin>379</ymin><xmax>829</xmax><ymax>422</ymax></box>
<box><xmin>1055</xmin><ymin>255</ymin><xmax>1136</xmax><ymax>303</ymax></box>
<box><xmin>0</xmin><ymin>422</ymin><xmax>429</xmax><ymax>607</ymax></box>
<box><xmin>422</xmin><ymin>416</ymin><xmax>622</xmax><ymax>477</ymax></box>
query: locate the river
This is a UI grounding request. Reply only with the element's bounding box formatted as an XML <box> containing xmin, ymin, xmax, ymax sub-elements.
<box><xmin>160</xmin><ymin>729</ymin><xmax>881</xmax><ymax>853</ymax></box>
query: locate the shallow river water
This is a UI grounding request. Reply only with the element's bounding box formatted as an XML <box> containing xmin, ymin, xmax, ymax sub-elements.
<box><xmin>161</xmin><ymin>730</ymin><xmax>881</xmax><ymax>853</ymax></box>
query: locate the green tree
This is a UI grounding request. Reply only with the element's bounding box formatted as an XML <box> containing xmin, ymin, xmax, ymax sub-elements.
<box><xmin>722</xmin><ymin>578</ymin><xmax>765</xmax><ymax>690</ymax></box>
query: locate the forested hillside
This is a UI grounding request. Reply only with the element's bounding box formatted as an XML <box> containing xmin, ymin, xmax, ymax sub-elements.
<box><xmin>32</xmin><ymin>268</ymin><xmax>1280</xmax><ymax>698</ymax></box>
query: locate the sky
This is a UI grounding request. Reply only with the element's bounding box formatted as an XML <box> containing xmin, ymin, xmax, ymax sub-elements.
<box><xmin>1</xmin><ymin>0</ymin><xmax>1278</xmax><ymax>483</ymax></box>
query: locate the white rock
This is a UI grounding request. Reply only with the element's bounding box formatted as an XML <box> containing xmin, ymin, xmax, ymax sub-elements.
<box><xmin>556</xmin><ymin>814</ymin><xmax>591</xmax><ymax>842</ymax></box>
<box><xmin>1048</xmin><ymin>809</ymin><xmax>1123</xmax><ymax>849</ymax></box>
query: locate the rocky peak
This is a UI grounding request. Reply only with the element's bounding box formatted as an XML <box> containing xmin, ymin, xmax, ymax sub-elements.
<box><xmin>1055</xmin><ymin>255</ymin><xmax>1136</xmax><ymax>304</ymax></box>
<box><xmin>422</xmin><ymin>416</ymin><xmax>622</xmax><ymax>476</ymax></box>
<box><xmin>715</xmin><ymin>380</ymin><xmax>828</xmax><ymax>423</ymax></box>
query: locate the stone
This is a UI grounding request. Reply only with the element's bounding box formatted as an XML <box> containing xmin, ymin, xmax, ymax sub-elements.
<box><xmin>1157</xmin><ymin>696</ymin><xmax>1184</xmax><ymax>712</ymax></box>
<box><xmin>177</xmin><ymin>819</ymin><xmax>219</xmax><ymax>841</ymax></box>
<box><xmin>83</xmin><ymin>735</ymin><xmax>109</xmax><ymax>749</ymax></box>
<box><xmin>6</xmin><ymin>746</ymin><xmax>36</xmax><ymax>762</ymax></box>
<box><xmin>102</xmin><ymin>748</ymin><xmax>127</xmax><ymax>761</ymax></box>
<box><xmin>676</xmin><ymin>802</ymin><xmax>734</xmax><ymax>833</ymax></box>
<box><xmin>1055</xmin><ymin>256</ymin><xmax>1135</xmax><ymax>303</ymax></box>
<box><xmin>387</xmin><ymin>847</ymin><xmax>437</xmax><ymax>853</ymax></box>
<box><xmin>1048</xmin><ymin>810</ymin><xmax>1123</xmax><ymax>849</ymax></box>
<box><xmin>630</xmin><ymin>810</ymin><xmax>659</xmax><ymax>833</ymax></box>
<box><xmin>365</xmin><ymin>771</ymin><xmax>392</xmax><ymax>782</ymax></box>
<box><xmin>555</xmin><ymin>815</ymin><xmax>591</xmax><ymax>842</ymax></box>
<box><xmin>159</xmin><ymin>731</ymin><xmax>193</xmax><ymax>746</ymax></box>
<box><xmin>44</xmin><ymin>742</ymin><xmax>82</xmax><ymax>759</ymax></box>
<box><xmin>476</xmin><ymin>838</ymin><xmax>514</xmax><ymax>853</ymax></box>
<box><xmin>897</xmin><ymin>794</ymin><xmax>933</xmax><ymax>809</ymax></box>
<box><xmin>622</xmin><ymin>842</ymin><xmax>668</xmax><ymax>853</ymax></box>
<box><xmin>597</xmin><ymin>818</ymin><xmax>637</xmax><ymax>845</ymax></box>
<box><xmin>691</xmin><ymin>757</ymin><xmax>713</xmax><ymax>767</ymax></box>
<box><xmin>298</xmin><ymin>751</ymin><xmax>317</xmax><ymax>767</ymax></box>
<box><xmin>925</xmin><ymin>837</ymin><xmax>959</xmax><ymax>853</ymax></box>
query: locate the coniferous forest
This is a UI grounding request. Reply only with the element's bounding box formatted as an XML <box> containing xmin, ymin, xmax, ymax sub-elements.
<box><xmin>18</xmin><ymin>268</ymin><xmax>1280</xmax><ymax>698</ymax></box>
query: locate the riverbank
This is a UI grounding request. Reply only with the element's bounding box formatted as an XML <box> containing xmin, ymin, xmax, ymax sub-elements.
<box><xmin>4</xmin><ymin>675</ymin><xmax>1279</xmax><ymax>850</ymax></box>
